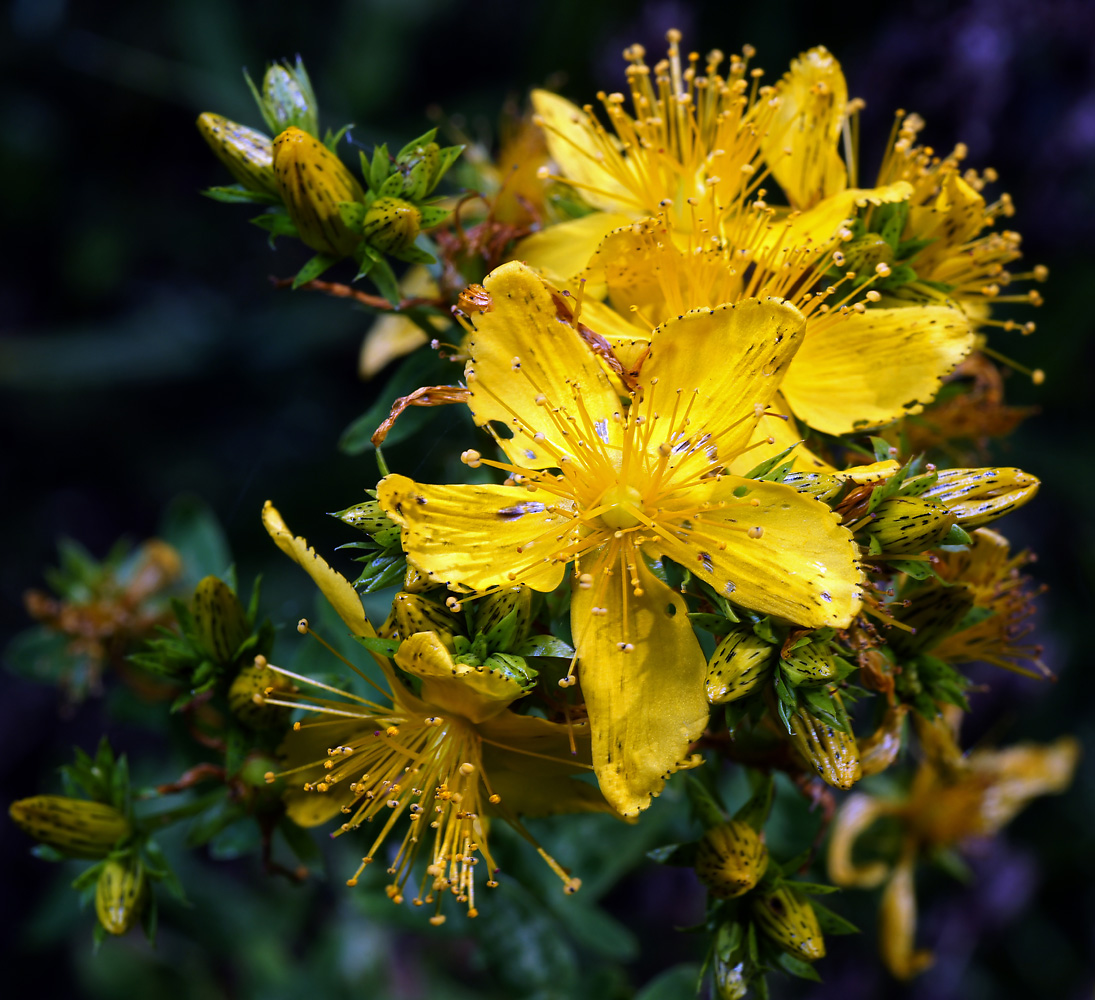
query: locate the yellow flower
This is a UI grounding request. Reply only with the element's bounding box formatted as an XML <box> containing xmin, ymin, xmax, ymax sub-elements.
<box><xmin>377</xmin><ymin>260</ymin><xmax>861</xmax><ymax>816</ymax></box>
<box><xmin>261</xmin><ymin>503</ymin><xmax>607</xmax><ymax>922</ymax></box>
<box><xmin>828</xmin><ymin>713</ymin><xmax>1078</xmax><ymax>979</ymax></box>
<box><xmin>358</xmin><ymin>265</ymin><xmax>446</xmax><ymax>379</ymax></box>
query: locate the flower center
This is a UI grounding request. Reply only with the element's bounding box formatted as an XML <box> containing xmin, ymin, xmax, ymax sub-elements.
<box><xmin>597</xmin><ymin>484</ymin><xmax>645</xmax><ymax>530</ymax></box>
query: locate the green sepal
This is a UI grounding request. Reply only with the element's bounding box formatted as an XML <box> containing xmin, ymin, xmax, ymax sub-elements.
<box><xmin>368</xmin><ymin>144</ymin><xmax>391</xmax><ymax>190</ymax></box>
<box><xmin>292</xmin><ymin>253</ymin><xmax>339</xmax><ymax>289</ymax></box>
<box><xmin>777</xmin><ymin>952</ymin><xmax>822</xmax><ymax>982</ymax></box>
<box><xmin>646</xmin><ymin>842</ymin><xmax>699</xmax><ymax>866</ymax></box>
<box><xmin>418</xmin><ymin>205</ymin><xmax>450</xmax><ymax>228</ymax></box>
<box><xmin>733</xmin><ymin>772</ymin><xmax>774</xmax><ymax>831</ymax></box>
<box><xmin>808</xmin><ymin>899</ymin><xmax>859</xmax><ymax>935</ymax></box>
<box><xmin>773</xmin><ymin>668</ymin><xmax>797</xmax><ymax>734</ymax></box>
<box><xmin>323</xmin><ymin>123</ymin><xmax>352</xmax><ymax>152</ymax></box>
<box><xmin>353</xmin><ymin>634</ymin><xmax>400</xmax><ymax>658</ymax></box>
<box><xmin>886</xmin><ymin>558</ymin><xmax>941</xmax><ymax>581</ymax></box>
<box><xmin>378</xmin><ymin>172</ymin><xmax>405</xmax><ymax>198</ymax></box>
<box><xmin>941</xmin><ymin>523</ymin><xmax>973</xmax><ymax>546</ymax></box>
<box><xmin>870</xmin><ymin>436</ymin><xmax>897</xmax><ymax>463</ymax></box>
<box><xmin>360</xmin><ymin>245</ymin><xmax>401</xmax><ymax>305</ymax></box>
<box><xmin>338</xmin><ymin>201</ymin><xmax>367</xmax><ymax>231</ymax></box>
<box><xmin>249</xmin><ymin>209</ymin><xmax>300</xmax><ymax>244</ymax></box>
<box><xmin>391</xmin><ymin>244</ymin><xmax>436</xmax><ymax>265</ymax></box>
<box><xmin>744</xmin><ymin>445</ymin><xmax>798</xmax><ymax>481</ymax></box>
<box><xmin>203</xmin><ymin>184</ymin><xmax>280</xmax><ymax>205</ymax></box>
<box><xmin>684</xmin><ymin>775</ymin><xmax>727</xmax><ymax>831</ymax></box>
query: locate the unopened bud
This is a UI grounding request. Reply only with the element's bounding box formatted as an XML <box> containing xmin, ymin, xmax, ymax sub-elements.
<box><xmin>9</xmin><ymin>796</ymin><xmax>131</xmax><ymax>858</ymax></box>
<box><xmin>257</xmin><ymin>57</ymin><xmax>319</xmax><ymax>137</ymax></box>
<box><xmin>96</xmin><ymin>858</ymin><xmax>148</xmax><ymax>936</ymax></box>
<box><xmin>788</xmin><ymin>695</ymin><xmax>861</xmax><ymax>790</ymax></box>
<box><xmin>196</xmin><ymin>113</ymin><xmax>277</xmax><ymax>195</ymax></box>
<box><xmin>379</xmin><ymin>592</ymin><xmax>461</xmax><ymax>647</ymax></box>
<box><xmin>396</xmin><ymin>141</ymin><xmax>442</xmax><ymax>200</ymax></box>
<box><xmin>780</xmin><ymin>639</ymin><xmax>840</xmax><ymax>686</ymax></box>
<box><xmin>474</xmin><ymin>586</ymin><xmax>534</xmax><ymax>648</ymax></box>
<box><xmin>781</xmin><ymin>471</ymin><xmax>844</xmax><ymax>503</ymax></box>
<box><xmin>695</xmin><ymin>821</ymin><xmax>769</xmax><ymax>899</ymax></box>
<box><xmin>706</xmin><ymin>627</ymin><xmax>774</xmax><ymax>704</ymax></box>
<box><xmin>752</xmin><ymin>885</ymin><xmax>826</xmax><ymax>961</ymax></box>
<box><xmin>920</xmin><ymin>467</ymin><xmax>1040</xmax><ymax>527</ymax></box>
<box><xmin>362</xmin><ymin>197</ymin><xmax>422</xmax><ymax>254</ymax></box>
<box><xmin>191</xmin><ymin>575</ymin><xmax>249</xmax><ymax>666</ymax></box>
<box><xmin>862</xmin><ymin>495</ymin><xmax>956</xmax><ymax>553</ymax></box>
<box><xmin>228</xmin><ymin>661</ymin><xmax>293</xmax><ymax>729</ymax></box>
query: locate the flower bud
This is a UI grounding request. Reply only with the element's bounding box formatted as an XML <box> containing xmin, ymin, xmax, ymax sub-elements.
<box><xmin>788</xmin><ymin>696</ymin><xmax>862</xmax><ymax>789</ymax></box>
<box><xmin>706</xmin><ymin>627</ymin><xmax>774</xmax><ymax>704</ymax></box>
<box><xmin>694</xmin><ymin>821</ymin><xmax>769</xmax><ymax>899</ymax></box>
<box><xmin>259</xmin><ymin>58</ymin><xmax>319</xmax><ymax>137</ymax></box>
<box><xmin>9</xmin><ymin>796</ymin><xmax>131</xmax><ymax>858</ymax></box>
<box><xmin>474</xmin><ymin>586</ymin><xmax>534</xmax><ymax>647</ymax></box>
<box><xmin>781</xmin><ymin>471</ymin><xmax>844</xmax><ymax>503</ymax></box>
<box><xmin>396</xmin><ymin>141</ymin><xmax>442</xmax><ymax>200</ymax></box>
<box><xmin>862</xmin><ymin>495</ymin><xmax>956</xmax><ymax>553</ymax></box>
<box><xmin>379</xmin><ymin>592</ymin><xmax>462</xmax><ymax>647</ymax></box>
<box><xmin>921</xmin><ymin>467</ymin><xmax>1040</xmax><ymax>527</ymax></box>
<box><xmin>712</xmin><ymin>922</ymin><xmax>749</xmax><ymax>1000</ymax></box>
<box><xmin>780</xmin><ymin>639</ymin><xmax>840</xmax><ymax>686</ymax></box>
<box><xmin>96</xmin><ymin>858</ymin><xmax>147</xmax><ymax>936</ymax></box>
<box><xmin>362</xmin><ymin>197</ymin><xmax>422</xmax><ymax>254</ymax></box>
<box><xmin>196</xmin><ymin>113</ymin><xmax>277</xmax><ymax>195</ymax></box>
<box><xmin>191</xmin><ymin>575</ymin><xmax>249</xmax><ymax>666</ymax></box>
<box><xmin>752</xmin><ymin>885</ymin><xmax>826</xmax><ymax>961</ymax></box>
<box><xmin>890</xmin><ymin>583</ymin><xmax>974</xmax><ymax>657</ymax></box>
<box><xmin>228</xmin><ymin>660</ymin><xmax>294</xmax><ymax>730</ymax></box>
<box><xmin>272</xmin><ymin>126</ymin><xmax>364</xmax><ymax>257</ymax></box>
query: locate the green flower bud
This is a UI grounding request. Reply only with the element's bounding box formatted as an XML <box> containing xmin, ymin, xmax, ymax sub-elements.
<box><xmin>695</xmin><ymin>821</ymin><xmax>769</xmax><ymax>899</ymax></box>
<box><xmin>258</xmin><ymin>57</ymin><xmax>319</xmax><ymax>137</ymax></box>
<box><xmin>706</xmin><ymin>627</ymin><xmax>773</xmax><ymax>704</ymax></box>
<box><xmin>228</xmin><ymin>657</ymin><xmax>294</xmax><ymax>730</ymax></box>
<box><xmin>191</xmin><ymin>575</ymin><xmax>248</xmax><ymax>666</ymax></box>
<box><xmin>788</xmin><ymin>696</ymin><xmax>861</xmax><ymax>790</ymax></box>
<box><xmin>362</xmin><ymin>197</ymin><xmax>421</xmax><ymax>254</ymax></box>
<box><xmin>474</xmin><ymin>586</ymin><xmax>534</xmax><ymax>647</ymax></box>
<box><xmin>782</xmin><ymin>471</ymin><xmax>845</xmax><ymax>503</ymax></box>
<box><xmin>196</xmin><ymin>113</ymin><xmax>277</xmax><ymax>195</ymax></box>
<box><xmin>920</xmin><ymin>467</ymin><xmax>1040</xmax><ymax>527</ymax></box>
<box><xmin>379</xmin><ymin>592</ymin><xmax>462</xmax><ymax>647</ymax></box>
<box><xmin>752</xmin><ymin>885</ymin><xmax>826</xmax><ymax>961</ymax></box>
<box><xmin>396</xmin><ymin>141</ymin><xmax>441</xmax><ymax>200</ymax></box>
<box><xmin>96</xmin><ymin>858</ymin><xmax>147</xmax><ymax>936</ymax></box>
<box><xmin>862</xmin><ymin>495</ymin><xmax>956</xmax><ymax>554</ymax></box>
<box><xmin>272</xmin><ymin>126</ymin><xmax>364</xmax><ymax>257</ymax></box>
<box><xmin>713</xmin><ymin>922</ymin><xmax>750</xmax><ymax>1000</ymax></box>
<box><xmin>9</xmin><ymin>796</ymin><xmax>131</xmax><ymax>858</ymax></box>
<box><xmin>781</xmin><ymin>639</ymin><xmax>840</xmax><ymax>686</ymax></box>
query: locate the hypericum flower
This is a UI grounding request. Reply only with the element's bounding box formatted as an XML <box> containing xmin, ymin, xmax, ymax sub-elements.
<box><xmin>261</xmin><ymin>503</ymin><xmax>607</xmax><ymax>922</ymax></box>
<box><xmin>377</xmin><ymin>260</ymin><xmax>861</xmax><ymax>816</ymax></box>
<box><xmin>930</xmin><ymin>527</ymin><xmax>1048</xmax><ymax>678</ymax></box>
<box><xmin>575</xmin><ymin>214</ymin><xmax>974</xmax><ymax>448</ymax></box>
<box><xmin>827</xmin><ymin>713</ymin><xmax>1078</xmax><ymax>979</ymax></box>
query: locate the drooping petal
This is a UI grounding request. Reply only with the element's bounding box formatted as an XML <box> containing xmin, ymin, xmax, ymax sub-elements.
<box><xmin>279</xmin><ymin>720</ymin><xmax>365</xmax><ymax>827</ymax></box>
<box><xmin>377</xmin><ymin>475</ymin><xmax>573</xmax><ymax>593</ymax></box>
<box><xmin>262</xmin><ymin>501</ymin><xmax>374</xmax><ymax>639</ymax></box>
<box><xmin>486</xmin><ymin>768</ymin><xmax>615</xmax><ymax>817</ymax></box>
<box><xmin>465</xmin><ymin>261</ymin><xmax>624</xmax><ymax>469</ymax></box>
<box><xmin>515</xmin><ymin>212</ymin><xmax>632</xmax><ymax>285</ymax></box>
<box><xmin>639</xmin><ymin>299</ymin><xmax>807</xmax><ymax>464</ymax></box>
<box><xmin>878</xmin><ymin>844</ymin><xmax>935</xmax><ymax>980</ymax></box>
<box><xmin>654</xmin><ymin>476</ymin><xmax>862</xmax><ymax>628</ymax></box>
<box><xmin>780</xmin><ymin>304</ymin><xmax>974</xmax><ymax>434</ymax></box>
<box><xmin>827</xmin><ymin>794</ymin><xmax>897</xmax><ymax>888</ymax></box>
<box><xmin>531</xmin><ymin>89</ymin><xmax>639</xmax><ymax>214</ymax></box>
<box><xmin>571</xmin><ymin>551</ymin><xmax>709</xmax><ymax>816</ymax></box>
<box><xmin>761</xmin><ymin>47</ymin><xmax>848</xmax><ymax>210</ymax></box>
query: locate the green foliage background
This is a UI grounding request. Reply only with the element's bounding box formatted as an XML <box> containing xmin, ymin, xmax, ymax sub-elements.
<box><xmin>3</xmin><ymin>1</ymin><xmax>1093</xmax><ymax>997</ymax></box>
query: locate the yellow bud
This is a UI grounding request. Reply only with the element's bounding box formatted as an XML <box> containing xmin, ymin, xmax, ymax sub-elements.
<box><xmin>473</xmin><ymin>585</ymin><xmax>534</xmax><ymax>646</ymax></box>
<box><xmin>260</xmin><ymin>58</ymin><xmax>319</xmax><ymax>137</ymax></box>
<box><xmin>362</xmin><ymin>197</ymin><xmax>422</xmax><ymax>254</ymax></box>
<box><xmin>921</xmin><ymin>467</ymin><xmax>1040</xmax><ymax>527</ymax></box>
<box><xmin>781</xmin><ymin>471</ymin><xmax>845</xmax><ymax>503</ymax></box>
<box><xmin>706</xmin><ymin>628</ymin><xmax>773</xmax><ymax>704</ymax></box>
<box><xmin>95</xmin><ymin>858</ymin><xmax>147</xmax><ymax>936</ymax></box>
<box><xmin>780</xmin><ymin>639</ymin><xmax>840</xmax><ymax>685</ymax></box>
<box><xmin>191</xmin><ymin>575</ymin><xmax>249</xmax><ymax>666</ymax></box>
<box><xmin>9</xmin><ymin>796</ymin><xmax>131</xmax><ymax>858</ymax></box>
<box><xmin>379</xmin><ymin>592</ymin><xmax>462</xmax><ymax>648</ymax></box>
<box><xmin>228</xmin><ymin>661</ymin><xmax>293</xmax><ymax>730</ymax></box>
<box><xmin>273</xmin><ymin>127</ymin><xmax>365</xmax><ymax>257</ymax></box>
<box><xmin>752</xmin><ymin>885</ymin><xmax>826</xmax><ymax>961</ymax></box>
<box><xmin>788</xmin><ymin>696</ymin><xmax>862</xmax><ymax>790</ymax></box>
<box><xmin>862</xmin><ymin>495</ymin><xmax>956</xmax><ymax>553</ymax></box>
<box><xmin>196</xmin><ymin>113</ymin><xmax>277</xmax><ymax>195</ymax></box>
<box><xmin>694</xmin><ymin>821</ymin><xmax>769</xmax><ymax>899</ymax></box>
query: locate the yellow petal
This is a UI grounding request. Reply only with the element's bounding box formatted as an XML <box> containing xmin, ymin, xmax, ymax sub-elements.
<box><xmin>878</xmin><ymin>846</ymin><xmax>934</xmax><ymax>980</ymax></box>
<box><xmin>465</xmin><ymin>260</ymin><xmax>623</xmax><ymax>469</ymax></box>
<box><xmin>479</xmin><ymin>711</ymin><xmax>593</xmax><ymax>770</ymax></box>
<box><xmin>827</xmin><ymin>794</ymin><xmax>896</xmax><ymax>888</ymax></box>
<box><xmin>654</xmin><ymin>477</ymin><xmax>862</xmax><ymax>628</ymax></box>
<box><xmin>764</xmin><ymin>182</ymin><xmax>913</xmax><ymax>251</ymax></box>
<box><xmin>780</xmin><ymin>305</ymin><xmax>974</xmax><ymax>434</ymax></box>
<box><xmin>909</xmin><ymin>172</ymin><xmax>986</xmax><ymax>279</ymax></box>
<box><xmin>762</xmin><ymin>47</ymin><xmax>848</xmax><ymax>210</ymax></box>
<box><xmin>576</xmin><ymin>297</ymin><xmax>651</xmax><ymax>374</ymax></box>
<box><xmin>359</xmin><ymin>265</ymin><xmax>443</xmax><ymax>379</ymax></box>
<box><xmin>279</xmin><ymin>720</ymin><xmax>364</xmax><ymax>827</ymax></box>
<box><xmin>641</xmin><ymin>299</ymin><xmax>807</xmax><ymax>462</ymax></box>
<box><xmin>726</xmin><ymin>392</ymin><xmax>834</xmax><ymax>477</ymax></box>
<box><xmin>531</xmin><ymin>89</ymin><xmax>639</xmax><ymax>214</ymax></box>
<box><xmin>571</xmin><ymin>552</ymin><xmax>709</xmax><ymax>816</ymax></box>
<box><xmin>262</xmin><ymin>501</ymin><xmax>375</xmax><ymax>639</ymax></box>
<box><xmin>395</xmin><ymin>631</ymin><xmax>526</xmax><ymax>724</ymax></box>
<box><xmin>377</xmin><ymin>475</ymin><xmax>572</xmax><ymax>593</ymax></box>
<box><xmin>486</xmin><ymin>767</ymin><xmax>614</xmax><ymax>817</ymax></box>
<box><xmin>515</xmin><ymin>213</ymin><xmax>632</xmax><ymax>285</ymax></box>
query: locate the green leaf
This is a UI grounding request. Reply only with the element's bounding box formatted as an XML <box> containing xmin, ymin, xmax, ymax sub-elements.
<box><xmin>338</xmin><ymin>201</ymin><xmax>366</xmax><ymax>231</ymax></box>
<box><xmin>941</xmin><ymin>523</ymin><xmax>973</xmax><ymax>546</ymax></box>
<box><xmin>870</xmin><ymin>436</ymin><xmax>897</xmax><ymax>463</ymax></box>
<box><xmin>634</xmin><ymin>963</ymin><xmax>703</xmax><ymax>1000</ymax></box>
<box><xmin>159</xmin><ymin>495</ymin><xmax>231</xmax><ymax>584</ymax></box>
<box><xmin>734</xmin><ymin>772</ymin><xmax>774</xmax><ymax>831</ymax></box>
<box><xmin>513</xmin><ymin>635</ymin><xmax>574</xmax><ymax>658</ymax></box>
<box><xmin>647</xmin><ymin>842</ymin><xmax>699</xmax><ymax>866</ymax></box>
<box><xmin>684</xmin><ymin>775</ymin><xmax>726</xmax><ymax>830</ymax></box>
<box><xmin>777</xmin><ymin>951</ymin><xmax>823</xmax><ymax>981</ymax></box>
<box><xmin>809</xmin><ymin>899</ymin><xmax>860</xmax><ymax>935</ymax></box>
<box><xmin>352</xmin><ymin>634</ymin><xmax>400</xmax><ymax>658</ymax></box>
<box><xmin>886</xmin><ymin>558</ymin><xmax>940</xmax><ymax>581</ymax></box>
<box><xmin>249</xmin><ymin>212</ymin><xmax>299</xmax><ymax>242</ymax></box>
<box><xmin>360</xmin><ymin>245</ymin><xmax>401</xmax><ymax>305</ymax></box>
<box><xmin>744</xmin><ymin>445</ymin><xmax>798</xmax><ymax>481</ymax></box>
<box><xmin>292</xmin><ymin>253</ymin><xmax>340</xmax><ymax>289</ymax></box>
<box><xmin>369</xmin><ymin>144</ymin><xmax>391</xmax><ymax>190</ymax></box>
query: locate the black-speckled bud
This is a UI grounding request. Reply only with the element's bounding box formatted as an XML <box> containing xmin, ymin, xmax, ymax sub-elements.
<box><xmin>752</xmin><ymin>885</ymin><xmax>826</xmax><ymax>961</ymax></box>
<box><xmin>782</xmin><ymin>471</ymin><xmax>845</xmax><ymax>504</ymax></box>
<box><xmin>228</xmin><ymin>660</ymin><xmax>294</xmax><ymax>729</ymax></box>
<box><xmin>396</xmin><ymin>141</ymin><xmax>441</xmax><ymax>200</ymax></box>
<box><xmin>788</xmin><ymin>696</ymin><xmax>862</xmax><ymax>790</ymax></box>
<box><xmin>379</xmin><ymin>592</ymin><xmax>461</xmax><ymax>647</ymax></box>
<box><xmin>695</xmin><ymin>820</ymin><xmax>769</xmax><ymax>899</ymax></box>
<box><xmin>96</xmin><ymin>858</ymin><xmax>147</xmax><ymax>936</ymax></box>
<box><xmin>474</xmin><ymin>586</ymin><xmax>534</xmax><ymax>647</ymax></box>
<box><xmin>259</xmin><ymin>58</ymin><xmax>319</xmax><ymax>137</ymax></box>
<box><xmin>9</xmin><ymin>796</ymin><xmax>131</xmax><ymax>858</ymax></box>
<box><xmin>196</xmin><ymin>113</ymin><xmax>277</xmax><ymax>195</ymax></box>
<box><xmin>706</xmin><ymin>628</ymin><xmax>774</xmax><ymax>704</ymax></box>
<box><xmin>781</xmin><ymin>639</ymin><xmax>840</xmax><ymax>686</ymax></box>
<box><xmin>191</xmin><ymin>576</ymin><xmax>249</xmax><ymax>666</ymax></box>
<box><xmin>920</xmin><ymin>467</ymin><xmax>1040</xmax><ymax>527</ymax></box>
<box><xmin>362</xmin><ymin>197</ymin><xmax>422</xmax><ymax>254</ymax></box>
<box><xmin>862</xmin><ymin>495</ymin><xmax>956</xmax><ymax>553</ymax></box>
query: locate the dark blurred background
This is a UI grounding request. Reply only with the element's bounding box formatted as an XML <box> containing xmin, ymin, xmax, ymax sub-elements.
<box><xmin>3</xmin><ymin>1</ymin><xmax>1094</xmax><ymax>997</ymax></box>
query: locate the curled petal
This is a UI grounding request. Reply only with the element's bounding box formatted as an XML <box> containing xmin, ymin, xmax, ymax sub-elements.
<box><xmin>827</xmin><ymin>794</ymin><xmax>898</xmax><ymax>888</ymax></box>
<box><xmin>878</xmin><ymin>845</ymin><xmax>935</xmax><ymax>980</ymax></box>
